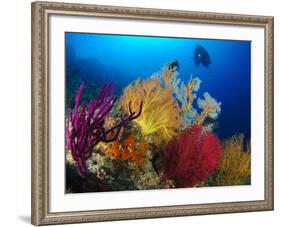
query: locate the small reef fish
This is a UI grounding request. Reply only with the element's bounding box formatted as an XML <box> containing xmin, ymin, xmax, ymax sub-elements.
<box><xmin>167</xmin><ymin>60</ymin><xmax>179</xmax><ymax>70</ymax></box>
<box><xmin>193</xmin><ymin>45</ymin><xmax>211</xmax><ymax>67</ymax></box>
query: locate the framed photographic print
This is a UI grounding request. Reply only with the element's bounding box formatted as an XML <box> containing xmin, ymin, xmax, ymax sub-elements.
<box><xmin>31</xmin><ymin>1</ymin><xmax>274</xmax><ymax>225</ymax></box>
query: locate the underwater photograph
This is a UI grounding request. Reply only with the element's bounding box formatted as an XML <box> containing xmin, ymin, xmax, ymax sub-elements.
<box><xmin>65</xmin><ymin>32</ymin><xmax>251</xmax><ymax>193</ymax></box>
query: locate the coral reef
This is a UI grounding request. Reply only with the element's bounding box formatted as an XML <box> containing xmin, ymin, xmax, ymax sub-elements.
<box><xmin>121</xmin><ymin>78</ymin><xmax>181</xmax><ymax>143</ymax></box>
<box><xmin>130</xmin><ymin>158</ymin><xmax>160</xmax><ymax>190</ymax></box>
<box><xmin>86</xmin><ymin>132</ymin><xmax>161</xmax><ymax>190</ymax></box>
<box><xmin>197</xmin><ymin>92</ymin><xmax>222</xmax><ymax>125</ymax></box>
<box><xmin>65</xmin><ymin>61</ymin><xmax>250</xmax><ymax>193</ymax></box>
<box><xmin>107</xmin><ymin>134</ymin><xmax>148</xmax><ymax>167</ymax></box>
<box><xmin>66</xmin><ymin>81</ymin><xmax>142</xmax><ymax>176</ymax></box>
<box><xmin>178</xmin><ymin>76</ymin><xmax>201</xmax><ymax>112</ymax></box>
<box><xmin>150</xmin><ymin>61</ymin><xmax>180</xmax><ymax>92</ymax></box>
<box><xmin>150</xmin><ymin>62</ymin><xmax>219</xmax><ymax>129</ymax></box>
<box><xmin>211</xmin><ymin>134</ymin><xmax>250</xmax><ymax>186</ymax></box>
<box><xmin>162</xmin><ymin>125</ymin><xmax>222</xmax><ymax>187</ymax></box>
<box><xmin>177</xmin><ymin>77</ymin><xmax>201</xmax><ymax>127</ymax></box>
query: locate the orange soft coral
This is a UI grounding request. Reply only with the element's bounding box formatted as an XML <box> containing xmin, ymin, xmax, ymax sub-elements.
<box><xmin>121</xmin><ymin>78</ymin><xmax>181</xmax><ymax>143</ymax></box>
<box><xmin>162</xmin><ymin>65</ymin><xmax>174</xmax><ymax>90</ymax></box>
<box><xmin>197</xmin><ymin>105</ymin><xmax>215</xmax><ymax>125</ymax></box>
<box><xmin>184</xmin><ymin>77</ymin><xmax>197</xmax><ymax>112</ymax></box>
<box><xmin>107</xmin><ymin>134</ymin><xmax>149</xmax><ymax>167</ymax></box>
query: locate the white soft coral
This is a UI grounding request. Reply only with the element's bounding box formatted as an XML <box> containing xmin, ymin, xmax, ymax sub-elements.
<box><xmin>197</xmin><ymin>92</ymin><xmax>222</xmax><ymax>125</ymax></box>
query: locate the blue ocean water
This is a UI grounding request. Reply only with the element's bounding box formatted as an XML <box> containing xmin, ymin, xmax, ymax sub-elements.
<box><xmin>65</xmin><ymin>32</ymin><xmax>251</xmax><ymax>142</ymax></box>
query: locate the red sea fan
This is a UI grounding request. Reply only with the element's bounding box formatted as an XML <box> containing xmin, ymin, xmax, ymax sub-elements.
<box><xmin>162</xmin><ymin>125</ymin><xmax>222</xmax><ymax>187</ymax></box>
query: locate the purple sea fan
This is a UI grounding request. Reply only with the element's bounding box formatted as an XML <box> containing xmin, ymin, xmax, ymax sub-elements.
<box><xmin>66</xmin><ymin>81</ymin><xmax>142</xmax><ymax>177</ymax></box>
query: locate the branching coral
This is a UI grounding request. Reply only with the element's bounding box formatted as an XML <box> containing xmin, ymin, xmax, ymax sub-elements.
<box><xmin>150</xmin><ymin>61</ymin><xmax>180</xmax><ymax>92</ymax></box>
<box><xmin>149</xmin><ymin>61</ymin><xmax>222</xmax><ymax>130</ymax></box>
<box><xmin>212</xmin><ymin>134</ymin><xmax>250</xmax><ymax>186</ymax></box>
<box><xmin>150</xmin><ymin>62</ymin><xmax>200</xmax><ymax>114</ymax></box>
<box><xmin>162</xmin><ymin>61</ymin><xmax>179</xmax><ymax>91</ymax></box>
<box><xmin>66</xmin><ymin>81</ymin><xmax>142</xmax><ymax>176</ymax></box>
<box><xmin>162</xmin><ymin>125</ymin><xmax>222</xmax><ymax>187</ymax></box>
<box><xmin>197</xmin><ymin>92</ymin><xmax>221</xmax><ymax>125</ymax></box>
<box><xmin>176</xmin><ymin>77</ymin><xmax>201</xmax><ymax>127</ymax></box>
<box><xmin>175</xmin><ymin>76</ymin><xmax>201</xmax><ymax>112</ymax></box>
<box><xmin>184</xmin><ymin>77</ymin><xmax>201</xmax><ymax>112</ymax></box>
<box><xmin>107</xmin><ymin>134</ymin><xmax>149</xmax><ymax>167</ymax></box>
<box><xmin>66</xmin><ymin>62</ymin><xmax>226</xmax><ymax>192</ymax></box>
<box><xmin>151</xmin><ymin>62</ymin><xmax>220</xmax><ymax>129</ymax></box>
<box><xmin>121</xmin><ymin>78</ymin><xmax>181</xmax><ymax>143</ymax></box>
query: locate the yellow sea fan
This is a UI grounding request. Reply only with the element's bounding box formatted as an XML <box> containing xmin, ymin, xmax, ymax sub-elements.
<box><xmin>121</xmin><ymin>78</ymin><xmax>181</xmax><ymax>143</ymax></box>
<box><xmin>213</xmin><ymin>134</ymin><xmax>250</xmax><ymax>186</ymax></box>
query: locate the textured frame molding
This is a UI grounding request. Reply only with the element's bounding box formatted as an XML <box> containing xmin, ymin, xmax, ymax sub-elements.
<box><xmin>31</xmin><ymin>1</ymin><xmax>274</xmax><ymax>225</ymax></box>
